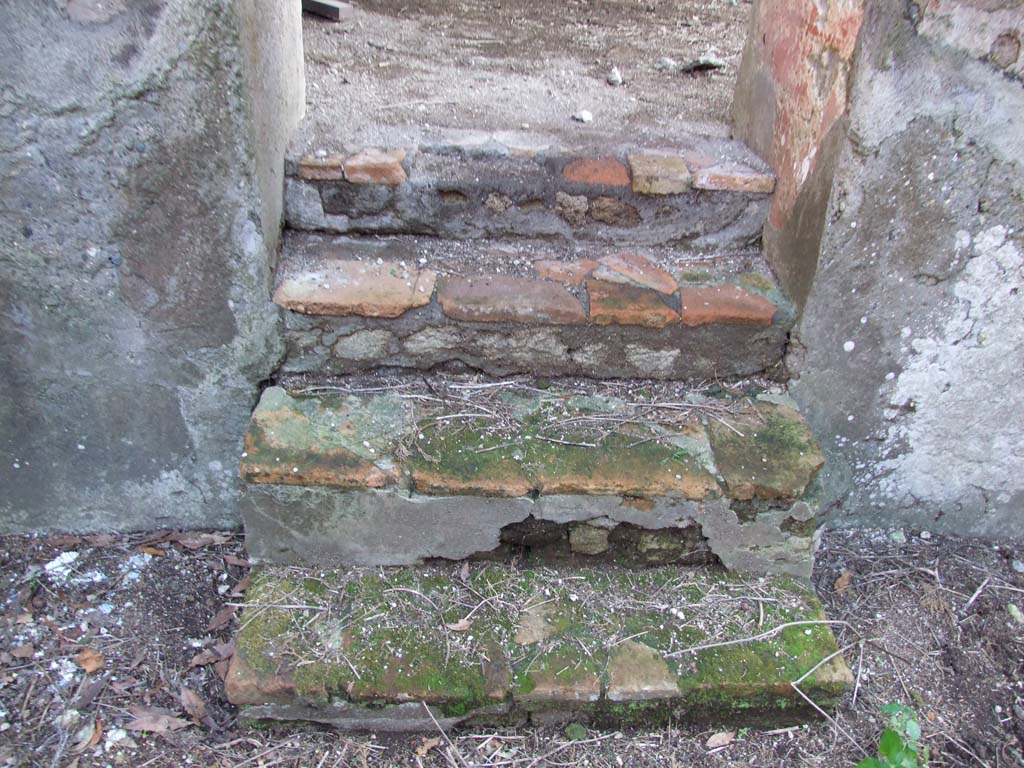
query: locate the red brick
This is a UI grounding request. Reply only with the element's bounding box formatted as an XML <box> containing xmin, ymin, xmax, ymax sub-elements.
<box><xmin>593</xmin><ymin>253</ymin><xmax>678</xmax><ymax>295</ymax></box>
<box><xmin>534</xmin><ymin>259</ymin><xmax>598</xmax><ymax>286</ymax></box>
<box><xmin>439</xmin><ymin>275</ymin><xmax>586</xmax><ymax>324</ymax></box>
<box><xmin>343</xmin><ymin>148</ymin><xmax>408</xmax><ymax>185</ymax></box>
<box><xmin>297</xmin><ymin>155</ymin><xmax>345</xmax><ymax>181</ymax></box>
<box><xmin>693</xmin><ymin>163</ymin><xmax>776</xmax><ymax>194</ymax></box>
<box><xmin>561</xmin><ymin>157</ymin><xmax>630</xmax><ymax>186</ymax></box>
<box><xmin>586</xmin><ymin>280</ymin><xmax>678</xmax><ymax>328</ymax></box>
<box><xmin>679</xmin><ymin>285</ymin><xmax>778</xmax><ymax>326</ymax></box>
<box><xmin>273</xmin><ymin>260</ymin><xmax>435</xmax><ymax>318</ymax></box>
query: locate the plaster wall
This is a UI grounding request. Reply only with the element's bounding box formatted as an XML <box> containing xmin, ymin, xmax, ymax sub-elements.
<box><xmin>0</xmin><ymin>0</ymin><xmax>304</xmax><ymax>532</ymax></box>
<box><xmin>736</xmin><ymin>0</ymin><xmax>1024</xmax><ymax>536</ymax></box>
<box><xmin>792</xmin><ymin>0</ymin><xmax>1024</xmax><ymax>536</ymax></box>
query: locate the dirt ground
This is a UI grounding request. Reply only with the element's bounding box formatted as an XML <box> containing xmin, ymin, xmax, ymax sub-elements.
<box><xmin>299</xmin><ymin>0</ymin><xmax>750</xmax><ymax>149</ymax></box>
<box><xmin>1</xmin><ymin>527</ymin><xmax>1022</xmax><ymax>767</ymax></box>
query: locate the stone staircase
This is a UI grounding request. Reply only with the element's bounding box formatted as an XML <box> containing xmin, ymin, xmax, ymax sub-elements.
<box><xmin>224</xmin><ymin>125</ymin><xmax>853</xmax><ymax>730</ymax></box>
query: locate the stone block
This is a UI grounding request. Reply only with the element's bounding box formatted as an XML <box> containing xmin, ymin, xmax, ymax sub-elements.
<box><xmin>628</xmin><ymin>153</ymin><xmax>693</xmax><ymax>195</ymax></box>
<box><xmin>589</xmin><ymin>196</ymin><xmax>641</xmax><ymax>227</ymax></box>
<box><xmin>274</xmin><ymin>258</ymin><xmax>435</xmax><ymax>318</ymax></box>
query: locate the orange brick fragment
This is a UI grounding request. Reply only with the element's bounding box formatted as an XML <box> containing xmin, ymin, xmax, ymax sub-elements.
<box><xmin>439</xmin><ymin>276</ymin><xmax>586</xmax><ymax>324</ymax></box>
<box><xmin>533</xmin><ymin>259</ymin><xmax>598</xmax><ymax>286</ymax></box>
<box><xmin>586</xmin><ymin>280</ymin><xmax>678</xmax><ymax>328</ymax></box>
<box><xmin>679</xmin><ymin>285</ymin><xmax>778</xmax><ymax>326</ymax></box>
<box><xmin>693</xmin><ymin>163</ymin><xmax>775</xmax><ymax>194</ymax></box>
<box><xmin>297</xmin><ymin>155</ymin><xmax>345</xmax><ymax>181</ymax></box>
<box><xmin>343</xmin><ymin>148</ymin><xmax>408</xmax><ymax>185</ymax></box>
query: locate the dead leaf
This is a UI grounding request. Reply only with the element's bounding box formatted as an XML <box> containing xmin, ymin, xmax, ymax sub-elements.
<box><xmin>125</xmin><ymin>706</ymin><xmax>190</xmax><ymax>734</ymax></box>
<box><xmin>833</xmin><ymin>569</ymin><xmax>854</xmax><ymax>596</ymax></box>
<box><xmin>214</xmin><ymin>659</ymin><xmax>231</xmax><ymax>681</ymax></box>
<box><xmin>83</xmin><ymin>534</ymin><xmax>117</xmax><ymax>546</ymax></box>
<box><xmin>223</xmin><ymin>555</ymin><xmax>250</xmax><ymax>568</ymax></box>
<box><xmin>926</xmin><ymin>710</ymin><xmax>937</xmax><ymax>722</ymax></box>
<box><xmin>190</xmin><ymin>639</ymin><xmax>235</xmax><ymax>668</ymax></box>
<box><xmin>705</xmin><ymin>730</ymin><xmax>735</xmax><ymax>749</ymax></box>
<box><xmin>127</xmin><ymin>649</ymin><xmax>146</xmax><ymax>671</ymax></box>
<box><xmin>180</xmin><ymin>687</ymin><xmax>207</xmax><ymax>722</ymax></box>
<box><xmin>172</xmin><ymin>532</ymin><xmax>231</xmax><ymax>550</ymax></box>
<box><xmin>71</xmin><ymin>721</ymin><xmax>96</xmax><ymax>753</ymax></box>
<box><xmin>190</xmin><ymin>649</ymin><xmax>219</xmax><ymax>668</ymax></box>
<box><xmin>111</xmin><ymin>678</ymin><xmax>141</xmax><ymax>693</ymax></box>
<box><xmin>445</xmin><ymin>617</ymin><xmax>473</xmax><ymax>632</ymax></box>
<box><xmin>11</xmin><ymin>645</ymin><xmax>34</xmax><ymax>659</ymax></box>
<box><xmin>206</xmin><ymin>605</ymin><xmax>236</xmax><ymax>632</ymax></box>
<box><xmin>73</xmin><ymin>676</ymin><xmax>107</xmax><ymax>708</ymax></box>
<box><xmin>88</xmin><ymin>719</ymin><xmax>103</xmax><ymax>748</ymax></box>
<box><xmin>45</xmin><ymin>534</ymin><xmax>84</xmax><ymax>549</ymax></box>
<box><xmin>76</xmin><ymin>647</ymin><xmax>105</xmax><ymax>674</ymax></box>
<box><xmin>140</xmin><ymin>546</ymin><xmax>166</xmax><ymax>557</ymax></box>
<box><xmin>459</xmin><ymin>561</ymin><xmax>470</xmax><ymax>583</ymax></box>
<box><xmin>416</xmin><ymin>737</ymin><xmax>442</xmax><ymax>756</ymax></box>
<box><xmin>230</xmin><ymin>573</ymin><xmax>251</xmax><ymax>597</ymax></box>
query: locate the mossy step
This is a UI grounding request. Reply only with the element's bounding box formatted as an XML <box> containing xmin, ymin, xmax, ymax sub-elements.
<box><xmin>226</xmin><ymin>563</ymin><xmax>852</xmax><ymax>731</ymax></box>
<box><xmin>240</xmin><ymin>380</ymin><xmax>825</xmax><ymax>577</ymax></box>
<box><xmin>242</xmin><ymin>384</ymin><xmax>822</xmax><ymax>502</ymax></box>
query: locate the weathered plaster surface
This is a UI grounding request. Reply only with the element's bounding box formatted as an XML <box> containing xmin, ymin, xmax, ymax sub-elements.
<box><xmin>790</xmin><ymin>0</ymin><xmax>1024</xmax><ymax>536</ymax></box>
<box><xmin>0</xmin><ymin>0</ymin><xmax>303</xmax><ymax>532</ymax></box>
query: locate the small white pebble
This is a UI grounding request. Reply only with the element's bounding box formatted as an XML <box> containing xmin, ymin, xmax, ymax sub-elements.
<box><xmin>843</xmin><ymin>340</ymin><xmax>855</xmax><ymax>352</ymax></box>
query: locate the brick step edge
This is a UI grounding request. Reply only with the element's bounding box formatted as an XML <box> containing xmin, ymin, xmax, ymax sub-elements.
<box><xmin>225</xmin><ymin>564</ymin><xmax>853</xmax><ymax>731</ymax></box>
<box><xmin>275</xmin><ymin>235</ymin><xmax>795</xmax><ymax>380</ymax></box>
<box><xmin>284</xmin><ymin>130</ymin><xmax>774</xmax><ymax>247</ymax></box>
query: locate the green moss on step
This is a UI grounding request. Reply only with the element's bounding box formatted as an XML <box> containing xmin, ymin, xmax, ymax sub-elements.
<box><xmin>737</xmin><ymin>273</ymin><xmax>774</xmax><ymax>293</ymax></box>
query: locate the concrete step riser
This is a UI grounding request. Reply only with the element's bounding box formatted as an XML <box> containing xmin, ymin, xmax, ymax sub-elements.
<box><xmin>285</xmin><ymin>138</ymin><xmax>774</xmax><ymax>248</ymax></box>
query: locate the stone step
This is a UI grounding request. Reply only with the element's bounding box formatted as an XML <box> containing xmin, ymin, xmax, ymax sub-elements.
<box><xmin>285</xmin><ymin>127</ymin><xmax>774</xmax><ymax>248</ymax></box>
<box><xmin>276</xmin><ymin>233</ymin><xmax>794</xmax><ymax>380</ymax></box>
<box><xmin>240</xmin><ymin>376</ymin><xmax>824</xmax><ymax>579</ymax></box>
<box><xmin>225</xmin><ymin>562</ymin><xmax>852</xmax><ymax>731</ymax></box>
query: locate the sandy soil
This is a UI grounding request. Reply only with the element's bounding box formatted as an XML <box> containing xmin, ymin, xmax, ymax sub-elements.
<box><xmin>300</xmin><ymin>0</ymin><xmax>752</xmax><ymax>148</ymax></box>
<box><xmin>1</xmin><ymin>525</ymin><xmax>1022</xmax><ymax>767</ymax></box>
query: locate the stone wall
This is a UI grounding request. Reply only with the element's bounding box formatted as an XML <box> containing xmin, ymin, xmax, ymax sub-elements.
<box><xmin>0</xmin><ymin>0</ymin><xmax>303</xmax><ymax>532</ymax></box>
<box><xmin>738</xmin><ymin>0</ymin><xmax>1024</xmax><ymax>537</ymax></box>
